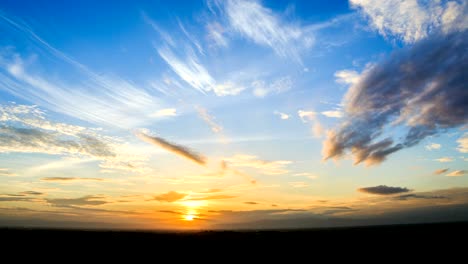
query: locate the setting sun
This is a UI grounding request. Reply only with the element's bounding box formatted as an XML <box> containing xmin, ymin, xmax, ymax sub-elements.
<box><xmin>184</xmin><ymin>214</ymin><xmax>195</xmax><ymax>221</ymax></box>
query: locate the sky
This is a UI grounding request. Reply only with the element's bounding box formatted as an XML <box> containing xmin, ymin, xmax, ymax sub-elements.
<box><xmin>0</xmin><ymin>0</ymin><xmax>467</xmax><ymax>230</ymax></box>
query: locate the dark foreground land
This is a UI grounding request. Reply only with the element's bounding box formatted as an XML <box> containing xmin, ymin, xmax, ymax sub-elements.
<box><xmin>2</xmin><ymin>222</ymin><xmax>467</xmax><ymax>256</ymax></box>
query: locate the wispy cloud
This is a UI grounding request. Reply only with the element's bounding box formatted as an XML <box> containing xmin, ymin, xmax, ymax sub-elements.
<box><xmin>0</xmin><ymin>14</ymin><xmax>166</xmax><ymax>128</ymax></box>
<box><xmin>434</xmin><ymin>168</ymin><xmax>449</xmax><ymax>175</ymax></box>
<box><xmin>435</xmin><ymin>157</ymin><xmax>454</xmax><ymax>163</ymax></box>
<box><xmin>47</xmin><ymin>195</ymin><xmax>109</xmax><ymax>207</ymax></box>
<box><xmin>297</xmin><ymin>110</ymin><xmax>324</xmax><ymax>138</ymax></box>
<box><xmin>350</xmin><ymin>0</ymin><xmax>468</xmax><ymax>43</ymax></box>
<box><xmin>137</xmin><ymin>132</ymin><xmax>207</xmax><ymax>165</ymax></box>
<box><xmin>358</xmin><ymin>185</ymin><xmax>411</xmax><ymax>195</ymax></box>
<box><xmin>223</xmin><ymin>154</ymin><xmax>291</xmax><ymax>175</ymax></box>
<box><xmin>323</xmin><ymin>31</ymin><xmax>468</xmax><ymax>166</ymax></box>
<box><xmin>188</xmin><ymin>195</ymin><xmax>236</xmax><ymax>201</ymax></box>
<box><xmin>446</xmin><ymin>170</ymin><xmax>466</xmax><ymax>177</ymax></box>
<box><xmin>150</xmin><ymin>108</ymin><xmax>177</xmax><ymax>118</ymax></box>
<box><xmin>153</xmin><ymin>191</ymin><xmax>187</xmax><ymax>202</ymax></box>
<box><xmin>252</xmin><ymin>76</ymin><xmax>292</xmax><ymax>98</ymax></box>
<box><xmin>321</xmin><ymin>110</ymin><xmax>343</xmax><ymax>118</ymax></box>
<box><xmin>289</xmin><ymin>182</ymin><xmax>309</xmax><ymax>188</ymax></box>
<box><xmin>195</xmin><ymin>106</ymin><xmax>223</xmax><ymax>133</ymax></box>
<box><xmin>41</xmin><ymin>177</ymin><xmax>104</xmax><ymax>182</ymax></box>
<box><xmin>334</xmin><ymin>69</ymin><xmax>360</xmax><ymax>85</ymax></box>
<box><xmin>457</xmin><ymin>133</ymin><xmax>468</xmax><ymax>153</ymax></box>
<box><xmin>216</xmin><ymin>0</ymin><xmax>313</xmax><ymax>62</ymax></box>
<box><xmin>206</xmin><ymin>22</ymin><xmax>228</xmax><ymax>47</ymax></box>
<box><xmin>0</xmin><ymin>168</ymin><xmax>16</xmax><ymax>177</ymax></box>
<box><xmin>426</xmin><ymin>143</ymin><xmax>441</xmax><ymax>151</ymax></box>
<box><xmin>274</xmin><ymin>111</ymin><xmax>290</xmax><ymax>120</ymax></box>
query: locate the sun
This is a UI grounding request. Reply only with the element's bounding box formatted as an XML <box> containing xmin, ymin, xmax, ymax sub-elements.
<box><xmin>184</xmin><ymin>214</ymin><xmax>195</xmax><ymax>221</ymax></box>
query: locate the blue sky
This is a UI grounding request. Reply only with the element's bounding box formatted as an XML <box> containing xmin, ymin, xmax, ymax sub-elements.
<box><xmin>0</xmin><ymin>0</ymin><xmax>467</xmax><ymax>229</ymax></box>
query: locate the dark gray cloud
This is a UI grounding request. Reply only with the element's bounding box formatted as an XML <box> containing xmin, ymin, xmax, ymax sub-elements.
<box><xmin>0</xmin><ymin>197</ymin><xmax>36</xmax><ymax>202</ymax></box>
<box><xmin>434</xmin><ymin>168</ymin><xmax>449</xmax><ymax>175</ymax></box>
<box><xmin>395</xmin><ymin>194</ymin><xmax>447</xmax><ymax>200</ymax></box>
<box><xmin>20</xmin><ymin>191</ymin><xmax>44</xmax><ymax>195</ymax></box>
<box><xmin>47</xmin><ymin>195</ymin><xmax>108</xmax><ymax>207</ymax></box>
<box><xmin>358</xmin><ymin>185</ymin><xmax>411</xmax><ymax>195</ymax></box>
<box><xmin>137</xmin><ymin>132</ymin><xmax>206</xmax><ymax>165</ymax></box>
<box><xmin>0</xmin><ymin>126</ymin><xmax>115</xmax><ymax>157</ymax></box>
<box><xmin>244</xmin><ymin>201</ymin><xmax>259</xmax><ymax>205</ymax></box>
<box><xmin>323</xmin><ymin>31</ymin><xmax>468</xmax><ymax>165</ymax></box>
<box><xmin>153</xmin><ymin>191</ymin><xmax>187</xmax><ymax>202</ymax></box>
<box><xmin>41</xmin><ymin>177</ymin><xmax>103</xmax><ymax>182</ymax></box>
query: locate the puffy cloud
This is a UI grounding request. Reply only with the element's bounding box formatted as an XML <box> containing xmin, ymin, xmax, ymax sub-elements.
<box><xmin>137</xmin><ymin>132</ymin><xmax>206</xmax><ymax>165</ymax></box>
<box><xmin>350</xmin><ymin>0</ymin><xmax>468</xmax><ymax>43</ymax></box>
<box><xmin>435</xmin><ymin>157</ymin><xmax>453</xmax><ymax>163</ymax></box>
<box><xmin>153</xmin><ymin>191</ymin><xmax>187</xmax><ymax>202</ymax></box>
<box><xmin>223</xmin><ymin>154</ymin><xmax>291</xmax><ymax>175</ymax></box>
<box><xmin>446</xmin><ymin>170</ymin><xmax>466</xmax><ymax>177</ymax></box>
<box><xmin>274</xmin><ymin>111</ymin><xmax>290</xmax><ymax>120</ymax></box>
<box><xmin>335</xmin><ymin>70</ymin><xmax>360</xmax><ymax>85</ymax></box>
<box><xmin>47</xmin><ymin>195</ymin><xmax>108</xmax><ymax>207</ymax></box>
<box><xmin>323</xmin><ymin>31</ymin><xmax>468</xmax><ymax>166</ymax></box>
<box><xmin>358</xmin><ymin>185</ymin><xmax>411</xmax><ymax>195</ymax></box>
<box><xmin>426</xmin><ymin>143</ymin><xmax>441</xmax><ymax>150</ymax></box>
<box><xmin>434</xmin><ymin>168</ymin><xmax>449</xmax><ymax>175</ymax></box>
<box><xmin>457</xmin><ymin>133</ymin><xmax>468</xmax><ymax>153</ymax></box>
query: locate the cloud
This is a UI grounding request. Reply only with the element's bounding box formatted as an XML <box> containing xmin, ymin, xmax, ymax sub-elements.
<box><xmin>0</xmin><ymin>104</ymin><xmax>150</xmax><ymax>174</ymax></box>
<box><xmin>244</xmin><ymin>201</ymin><xmax>259</xmax><ymax>205</ymax></box>
<box><xmin>188</xmin><ymin>195</ymin><xmax>236</xmax><ymax>201</ymax></box>
<box><xmin>0</xmin><ymin>197</ymin><xmax>38</xmax><ymax>202</ymax></box>
<box><xmin>395</xmin><ymin>194</ymin><xmax>446</xmax><ymax>200</ymax></box>
<box><xmin>47</xmin><ymin>195</ymin><xmax>108</xmax><ymax>207</ymax></box>
<box><xmin>137</xmin><ymin>132</ymin><xmax>206</xmax><ymax>165</ymax></box>
<box><xmin>350</xmin><ymin>0</ymin><xmax>468</xmax><ymax>43</ymax></box>
<box><xmin>358</xmin><ymin>185</ymin><xmax>411</xmax><ymax>195</ymax></box>
<box><xmin>289</xmin><ymin>182</ymin><xmax>309</xmax><ymax>188</ymax></box>
<box><xmin>150</xmin><ymin>108</ymin><xmax>177</xmax><ymax>118</ymax></box>
<box><xmin>217</xmin><ymin>0</ymin><xmax>313</xmax><ymax>62</ymax></box>
<box><xmin>294</xmin><ymin>172</ymin><xmax>318</xmax><ymax>179</ymax></box>
<box><xmin>446</xmin><ymin>170</ymin><xmax>466</xmax><ymax>177</ymax></box>
<box><xmin>335</xmin><ymin>70</ymin><xmax>360</xmax><ymax>85</ymax></box>
<box><xmin>198</xmin><ymin>189</ymin><xmax>223</xmax><ymax>193</ymax></box>
<box><xmin>0</xmin><ymin>168</ymin><xmax>16</xmax><ymax>177</ymax></box>
<box><xmin>0</xmin><ymin>15</ymin><xmax>165</xmax><ymax>128</ymax></box>
<box><xmin>298</xmin><ymin>110</ymin><xmax>324</xmax><ymax>138</ymax></box>
<box><xmin>322</xmin><ymin>31</ymin><xmax>468</xmax><ymax>166</ymax></box>
<box><xmin>0</xmin><ymin>126</ymin><xmax>114</xmax><ymax>158</ymax></box>
<box><xmin>195</xmin><ymin>106</ymin><xmax>223</xmax><ymax>133</ymax></box>
<box><xmin>435</xmin><ymin>157</ymin><xmax>454</xmax><ymax>163</ymax></box>
<box><xmin>20</xmin><ymin>191</ymin><xmax>43</xmax><ymax>195</ymax></box>
<box><xmin>457</xmin><ymin>133</ymin><xmax>468</xmax><ymax>153</ymax></box>
<box><xmin>41</xmin><ymin>177</ymin><xmax>103</xmax><ymax>182</ymax></box>
<box><xmin>157</xmin><ymin>46</ymin><xmax>245</xmax><ymax>96</ymax></box>
<box><xmin>274</xmin><ymin>111</ymin><xmax>290</xmax><ymax>120</ymax></box>
<box><xmin>434</xmin><ymin>168</ymin><xmax>449</xmax><ymax>175</ymax></box>
<box><xmin>426</xmin><ymin>143</ymin><xmax>441</xmax><ymax>150</ymax></box>
<box><xmin>206</xmin><ymin>22</ymin><xmax>228</xmax><ymax>47</ymax></box>
<box><xmin>252</xmin><ymin>76</ymin><xmax>292</xmax><ymax>97</ymax></box>
<box><xmin>321</xmin><ymin>110</ymin><xmax>343</xmax><ymax>118</ymax></box>
<box><xmin>223</xmin><ymin>154</ymin><xmax>291</xmax><ymax>175</ymax></box>
<box><xmin>153</xmin><ymin>191</ymin><xmax>187</xmax><ymax>202</ymax></box>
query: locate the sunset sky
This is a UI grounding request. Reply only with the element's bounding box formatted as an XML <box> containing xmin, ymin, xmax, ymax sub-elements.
<box><xmin>0</xmin><ymin>0</ymin><xmax>467</xmax><ymax>230</ymax></box>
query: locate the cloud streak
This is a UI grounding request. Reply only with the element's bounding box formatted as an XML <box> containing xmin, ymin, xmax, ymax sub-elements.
<box><xmin>41</xmin><ymin>177</ymin><xmax>104</xmax><ymax>182</ymax></box>
<box><xmin>323</xmin><ymin>31</ymin><xmax>468</xmax><ymax>165</ymax></box>
<box><xmin>358</xmin><ymin>185</ymin><xmax>411</xmax><ymax>195</ymax></box>
<box><xmin>137</xmin><ymin>132</ymin><xmax>206</xmax><ymax>165</ymax></box>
